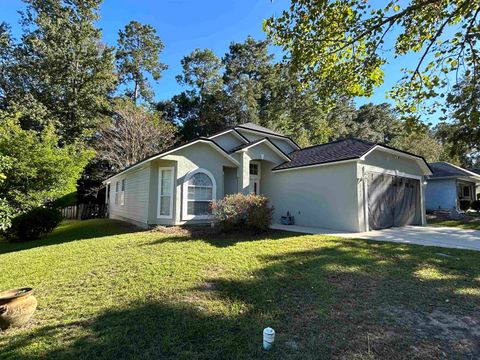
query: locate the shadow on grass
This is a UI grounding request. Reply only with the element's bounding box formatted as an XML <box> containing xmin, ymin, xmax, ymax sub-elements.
<box><xmin>144</xmin><ymin>229</ymin><xmax>304</xmax><ymax>248</ymax></box>
<box><xmin>0</xmin><ymin>219</ymin><xmax>140</xmax><ymax>255</ymax></box>
<box><xmin>3</xmin><ymin>238</ymin><xmax>480</xmax><ymax>359</ymax></box>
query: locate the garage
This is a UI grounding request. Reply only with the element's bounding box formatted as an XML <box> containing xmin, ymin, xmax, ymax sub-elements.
<box><xmin>367</xmin><ymin>172</ymin><xmax>422</xmax><ymax>230</ymax></box>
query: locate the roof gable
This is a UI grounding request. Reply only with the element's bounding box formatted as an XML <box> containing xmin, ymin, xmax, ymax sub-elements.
<box><xmin>430</xmin><ymin>162</ymin><xmax>480</xmax><ymax>179</ymax></box>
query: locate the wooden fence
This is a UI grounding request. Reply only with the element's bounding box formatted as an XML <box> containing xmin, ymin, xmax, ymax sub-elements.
<box><xmin>61</xmin><ymin>204</ymin><xmax>108</xmax><ymax>220</ymax></box>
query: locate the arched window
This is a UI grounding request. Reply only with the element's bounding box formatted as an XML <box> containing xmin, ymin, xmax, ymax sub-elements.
<box><xmin>183</xmin><ymin>169</ymin><xmax>216</xmax><ymax>220</ymax></box>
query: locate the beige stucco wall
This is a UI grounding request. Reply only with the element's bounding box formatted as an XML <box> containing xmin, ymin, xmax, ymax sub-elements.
<box><xmin>262</xmin><ymin>161</ymin><xmax>361</xmax><ymax>232</ymax></box>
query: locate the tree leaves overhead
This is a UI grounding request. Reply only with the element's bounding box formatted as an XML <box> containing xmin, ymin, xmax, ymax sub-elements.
<box><xmin>116</xmin><ymin>20</ymin><xmax>167</xmax><ymax>103</ymax></box>
<box><xmin>264</xmin><ymin>0</ymin><xmax>480</xmax><ymax>117</ymax></box>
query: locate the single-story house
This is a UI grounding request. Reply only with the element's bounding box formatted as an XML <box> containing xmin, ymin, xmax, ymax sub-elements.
<box><xmin>425</xmin><ymin>162</ymin><xmax>480</xmax><ymax>211</ymax></box>
<box><xmin>102</xmin><ymin>123</ymin><xmax>432</xmax><ymax>232</ymax></box>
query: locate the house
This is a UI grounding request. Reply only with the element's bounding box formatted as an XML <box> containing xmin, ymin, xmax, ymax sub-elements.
<box><xmin>103</xmin><ymin>123</ymin><xmax>432</xmax><ymax>232</ymax></box>
<box><xmin>426</xmin><ymin>162</ymin><xmax>480</xmax><ymax>212</ymax></box>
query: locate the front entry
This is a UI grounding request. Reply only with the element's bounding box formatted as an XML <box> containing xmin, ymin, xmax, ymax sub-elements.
<box><xmin>249</xmin><ymin>161</ymin><xmax>261</xmax><ymax>195</ymax></box>
<box><xmin>367</xmin><ymin>172</ymin><xmax>421</xmax><ymax>230</ymax></box>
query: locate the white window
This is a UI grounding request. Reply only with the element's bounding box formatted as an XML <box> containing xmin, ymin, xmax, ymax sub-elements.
<box><xmin>182</xmin><ymin>169</ymin><xmax>216</xmax><ymax>220</ymax></box>
<box><xmin>158</xmin><ymin>167</ymin><xmax>174</xmax><ymax>218</ymax></box>
<box><xmin>115</xmin><ymin>181</ymin><xmax>119</xmax><ymax>205</ymax></box>
<box><xmin>120</xmin><ymin>179</ymin><xmax>126</xmax><ymax>206</ymax></box>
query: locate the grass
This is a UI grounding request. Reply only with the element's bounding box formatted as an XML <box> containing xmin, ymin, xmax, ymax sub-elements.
<box><xmin>1</xmin><ymin>220</ymin><xmax>480</xmax><ymax>359</ymax></box>
<box><xmin>428</xmin><ymin>212</ymin><xmax>480</xmax><ymax>230</ymax></box>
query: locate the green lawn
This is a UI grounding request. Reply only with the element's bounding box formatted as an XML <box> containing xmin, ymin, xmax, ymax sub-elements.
<box><xmin>1</xmin><ymin>220</ymin><xmax>480</xmax><ymax>359</ymax></box>
<box><xmin>428</xmin><ymin>214</ymin><xmax>480</xmax><ymax>230</ymax></box>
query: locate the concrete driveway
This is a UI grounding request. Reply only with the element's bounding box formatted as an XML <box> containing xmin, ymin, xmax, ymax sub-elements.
<box><xmin>272</xmin><ymin>224</ymin><xmax>480</xmax><ymax>251</ymax></box>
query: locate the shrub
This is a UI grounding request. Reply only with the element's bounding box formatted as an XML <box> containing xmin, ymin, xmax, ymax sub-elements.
<box><xmin>459</xmin><ymin>200</ymin><xmax>471</xmax><ymax>212</ymax></box>
<box><xmin>471</xmin><ymin>200</ymin><xmax>480</xmax><ymax>213</ymax></box>
<box><xmin>211</xmin><ymin>194</ymin><xmax>273</xmax><ymax>233</ymax></box>
<box><xmin>3</xmin><ymin>207</ymin><xmax>62</xmax><ymax>242</ymax></box>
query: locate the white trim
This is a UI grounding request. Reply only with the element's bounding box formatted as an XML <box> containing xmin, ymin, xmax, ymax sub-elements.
<box><xmin>236</xmin><ymin>139</ymin><xmax>291</xmax><ymax>161</ymax></box>
<box><xmin>362</xmin><ymin>166</ymin><xmax>369</xmax><ymax>232</ymax></box>
<box><xmin>362</xmin><ymin>165</ymin><xmax>423</xmax><ymax>181</ymax></box>
<box><xmin>103</xmin><ymin>139</ymin><xmax>239</xmax><ymax>183</ymax></box>
<box><xmin>208</xmin><ymin>129</ymin><xmax>248</xmax><ymax>144</ymax></box>
<box><xmin>272</xmin><ymin>159</ymin><xmax>359</xmax><ymax>172</ymax></box>
<box><xmin>157</xmin><ymin>167</ymin><xmax>174</xmax><ymax>219</ymax></box>
<box><xmin>182</xmin><ymin>168</ymin><xmax>217</xmax><ymax>221</ymax></box>
<box><xmin>235</xmin><ymin>127</ymin><xmax>300</xmax><ymax>150</ymax></box>
<box><xmin>360</xmin><ymin>145</ymin><xmax>432</xmax><ymax>175</ymax></box>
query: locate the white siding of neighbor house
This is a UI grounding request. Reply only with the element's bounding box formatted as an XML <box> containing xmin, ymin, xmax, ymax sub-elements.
<box><xmin>262</xmin><ymin>161</ymin><xmax>361</xmax><ymax>232</ymax></box>
<box><xmin>108</xmin><ymin>164</ymin><xmax>151</xmax><ymax>227</ymax></box>
<box><xmin>210</xmin><ymin>131</ymin><xmax>245</xmax><ymax>152</ymax></box>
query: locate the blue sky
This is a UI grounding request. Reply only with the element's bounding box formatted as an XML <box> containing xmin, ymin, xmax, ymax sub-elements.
<box><xmin>1</xmin><ymin>0</ymin><xmax>426</xmax><ymax>118</ymax></box>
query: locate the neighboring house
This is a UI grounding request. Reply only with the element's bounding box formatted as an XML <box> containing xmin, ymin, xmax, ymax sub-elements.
<box><xmin>425</xmin><ymin>162</ymin><xmax>480</xmax><ymax>212</ymax></box>
<box><xmin>103</xmin><ymin>123</ymin><xmax>432</xmax><ymax>232</ymax></box>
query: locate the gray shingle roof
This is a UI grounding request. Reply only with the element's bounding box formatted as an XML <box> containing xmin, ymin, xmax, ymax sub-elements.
<box><xmin>468</xmin><ymin>168</ymin><xmax>480</xmax><ymax>175</ymax></box>
<box><xmin>272</xmin><ymin>138</ymin><xmax>376</xmax><ymax>171</ymax></box>
<box><xmin>235</xmin><ymin>122</ymin><xmax>284</xmax><ymax>136</ymax></box>
<box><xmin>429</xmin><ymin>162</ymin><xmax>479</xmax><ymax>178</ymax></box>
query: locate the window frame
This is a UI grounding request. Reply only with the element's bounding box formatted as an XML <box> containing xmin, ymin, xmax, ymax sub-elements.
<box><xmin>157</xmin><ymin>167</ymin><xmax>175</xmax><ymax>219</ymax></box>
<box><xmin>182</xmin><ymin>168</ymin><xmax>216</xmax><ymax>221</ymax></box>
<box><xmin>120</xmin><ymin>179</ymin><xmax>126</xmax><ymax>206</ymax></box>
<box><xmin>115</xmin><ymin>181</ymin><xmax>119</xmax><ymax>205</ymax></box>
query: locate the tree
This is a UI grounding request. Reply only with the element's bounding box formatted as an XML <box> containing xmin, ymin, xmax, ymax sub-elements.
<box><xmin>436</xmin><ymin>76</ymin><xmax>480</xmax><ymax>167</ymax></box>
<box><xmin>116</xmin><ymin>21</ymin><xmax>167</xmax><ymax>103</ymax></box>
<box><xmin>96</xmin><ymin>99</ymin><xmax>177</xmax><ymax>171</ymax></box>
<box><xmin>350</xmin><ymin>103</ymin><xmax>403</xmax><ymax>143</ymax></box>
<box><xmin>223</xmin><ymin>37</ymin><xmax>276</xmax><ymax>125</ymax></box>
<box><xmin>0</xmin><ymin>112</ymin><xmax>93</xmax><ymax>216</ymax></box>
<box><xmin>389</xmin><ymin>130</ymin><xmax>447</xmax><ymax>162</ymax></box>
<box><xmin>264</xmin><ymin>0</ymin><xmax>480</xmax><ymax>118</ymax></box>
<box><xmin>0</xmin><ymin>0</ymin><xmax>116</xmax><ymax>144</ymax></box>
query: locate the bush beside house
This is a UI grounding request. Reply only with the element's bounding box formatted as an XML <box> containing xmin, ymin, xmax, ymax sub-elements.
<box><xmin>3</xmin><ymin>207</ymin><xmax>62</xmax><ymax>242</ymax></box>
<box><xmin>211</xmin><ymin>194</ymin><xmax>274</xmax><ymax>233</ymax></box>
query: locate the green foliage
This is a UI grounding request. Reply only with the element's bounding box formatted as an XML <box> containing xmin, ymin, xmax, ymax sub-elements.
<box><xmin>389</xmin><ymin>129</ymin><xmax>447</xmax><ymax>162</ymax></box>
<box><xmin>116</xmin><ymin>20</ymin><xmax>167</xmax><ymax>103</ymax></box>
<box><xmin>0</xmin><ymin>112</ymin><xmax>94</xmax><ymax>214</ymax></box>
<box><xmin>436</xmin><ymin>76</ymin><xmax>480</xmax><ymax>166</ymax></box>
<box><xmin>264</xmin><ymin>0</ymin><xmax>479</xmax><ymax>119</ymax></box>
<box><xmin>0</xmin><ymin>0</ymin><xmax>116</xmax><ymax>144</ymax></box>
<box><xmin>211</xmin><ymin>193</ymin><xmax>274</xmax><ymax>233</ymax></box>
<box><xmin>3</xmin><ymin>207</ymin><xmax>62</xmax><ymax>242</ymax></box>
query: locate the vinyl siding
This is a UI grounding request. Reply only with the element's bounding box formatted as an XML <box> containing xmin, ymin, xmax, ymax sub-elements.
<box><xmin>108</xmin><ymin>164</ymin><xmax>151</xmax><ymax>225</ymax></box>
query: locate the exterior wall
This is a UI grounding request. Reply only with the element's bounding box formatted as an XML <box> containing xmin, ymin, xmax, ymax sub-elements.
<box><xmin>147</xmin><ymin>159</ymin><xmax>177</xmax><ymax>226</ymax></box>
<box><xmin>224</xmin><ymin>167</ymin><xmax>238</xmax><ymax>195</ymax></box>
<box><xmin>262</xmin><ymin>162</ymin><xmax>361</xmax><ymax>232</ymax></box>
<box><xmin>210</xmin><ymin>131</ymin><xmax>245</xmax><ymax>152</ymax></box>
<box><xmin>108</xmin><ymin>164</ymin><xmax>151</xmax><ymax>226</ymax></box>
<box><xmin>161</xmin><ymin>142</ymin><xmax>237</xmax><ymax>225</ymax></box>
<box><xmin>362</xmin><ymin>150</ymin><xmax>425</xmax><ymax>176</ymax></box>
<box><xmin>426</xmin><ymin>179</ymin><xmax>458</xmax><ymax>211</ymax></box>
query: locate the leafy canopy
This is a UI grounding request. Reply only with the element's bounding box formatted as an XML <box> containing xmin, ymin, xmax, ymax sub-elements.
<box><xmin>0</xmin><ymin>0</ymin><xmax>116</xmax><ymax>144</ymax></box>
<box><xmin>116</xmin><ymin>20</ymin><xmax>167</xmax><ymax>103</ymax></box>
<box><xmin>0</xmin><ymin>112</ymin><xmax>94</xmax><ymax>216</ymax></box>
<box><xmin>264</xmin><ymin>0</ymin><xmax>480</xmax><ymax>116</ymax></box>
